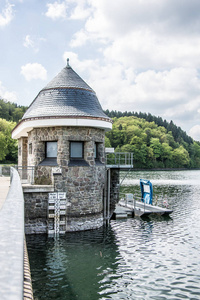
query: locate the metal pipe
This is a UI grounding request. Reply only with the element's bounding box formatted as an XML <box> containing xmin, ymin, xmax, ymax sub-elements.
<box><xmin>107</xmin><ymin>168</ymin><xmax>111</xmax><ymax>220</ymax></box>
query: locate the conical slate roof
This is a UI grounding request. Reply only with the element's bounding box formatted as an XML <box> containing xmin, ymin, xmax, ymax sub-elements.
<box><xmin>22</xmin><ymin>61</ymin><xmax>110</xmax><ymax>121</ymax></box>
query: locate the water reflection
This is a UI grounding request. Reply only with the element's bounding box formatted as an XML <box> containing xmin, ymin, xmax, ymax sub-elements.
<box><xmin>27</xmin><ymin>170</ymin><xmax>200</xmax><ymax>300</ymax></box>
<box><xmin>27</xmin><ymin>227</ymin><xmax>121</xmax><ymax>300</ymax></box>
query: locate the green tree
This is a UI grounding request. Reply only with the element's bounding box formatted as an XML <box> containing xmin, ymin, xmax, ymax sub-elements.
<box><xmin>0</xmin><ymin>118</ymin><xmax>17</xmax><ymax>163</ymax></box>
<box><xmin>0</xmin><ymin>132</ymin><xmax>8</xmax><ymax>160</ymax></box>
<box><xmin>172</xmin><ymin>146</ymin><xmax>190</xmax><ymax>167</ymax></box>
<box><xmin>105</xmin><ymin>115</ymin><xmax>199</xmax><ymax>169</ymax></box>
<box><xmin>105</xmin><ymin>136</ymin><xmax>111</xmax><ymax>147</ymax></box>
<box><xmin>189</xmin><ymin>142</ymin><xmax>200</xmax><ymax>168</ymax></box>
<box><xmin>150</xmin><ymin>138</ymin><xmax>162</xmax><ymax>160</ymax></box>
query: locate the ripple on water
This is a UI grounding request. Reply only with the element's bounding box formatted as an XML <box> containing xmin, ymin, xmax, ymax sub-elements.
<box><xmin>27</xmin><ymin>171</ymin><xmax>200</xmax><ymax>300</ymax></box>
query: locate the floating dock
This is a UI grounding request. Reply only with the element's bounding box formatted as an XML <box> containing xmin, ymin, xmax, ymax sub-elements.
<box><xmin>113</xmin><ymin>180</ymin><xmax>173</xmax><ymax>219</ymax></box>
<box><xmin>114</xmin><ymin>199</ymin><xmax>173</xmax><ymax>218</ymax></box>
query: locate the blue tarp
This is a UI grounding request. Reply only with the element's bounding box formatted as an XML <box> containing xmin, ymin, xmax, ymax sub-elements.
<box><xmin>140</xmin><ymin>179</ymin><xmax>153</xmax><ymax>205</ymax></box>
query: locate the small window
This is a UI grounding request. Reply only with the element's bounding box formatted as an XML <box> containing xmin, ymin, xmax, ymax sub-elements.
<box><xmin>29</xmin><ymin>143</ymin><xmax>32</xmax><ymax>155</ymax></box>
<box><xmin>94</xmin><ymin>143</ymin><xmax>98</xmax><ymax>159</ymax></box>
<box><xmin>94</xmin><ymin>142</ymin><xmax>104</xmax><ymax>165</ymax></box>
<box><xmin>70</xmin><ymin>142</ymin><xmax>83</xmax><ymax>159</ymax></box>
<box><xmin>46</xmin><ymin>141</ymin><xmax>57</xmax><ymax>158</ymax></box>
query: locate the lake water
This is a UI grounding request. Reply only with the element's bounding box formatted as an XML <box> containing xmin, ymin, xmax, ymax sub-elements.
<box><xmin>27</xmin><ymin>170</ymin><xmax>200</xmax><ymax>300</ymax></box>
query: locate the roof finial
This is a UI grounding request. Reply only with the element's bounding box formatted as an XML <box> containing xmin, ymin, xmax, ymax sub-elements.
<box><xmin>67</xmin><ymin>58</ymin><xmax>70</xmax><ymax>67</ymax></box>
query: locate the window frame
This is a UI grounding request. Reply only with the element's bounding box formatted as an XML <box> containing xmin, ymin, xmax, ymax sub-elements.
<box><xmin>70</xmin><ymin>141</ymin><xmax>84</xmax><ymax>160</ymax></box>
<box><xmin>29</xmin><ymin>143</ymin><xmax>32</xmax><ymax>155</ymax></box>
<box><xmin>94</xmin><ymin>142</ymin><xmax>98</xmax><ymax>159</ymax></box>
<box><xmin>45</xmin><ymin>141</ymin><xmax>58</xmax><ymax>158</ymax></box>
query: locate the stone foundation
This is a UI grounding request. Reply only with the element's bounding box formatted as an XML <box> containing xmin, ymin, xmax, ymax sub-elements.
<box><xmin>24</xmin><ymin>187</ymin><xmax>104</xmax><ymax>234</ymax></box>
<box><xmin>66</xmin><ymin>214</ymin><xmax>103</xmax><ymax>232</ymax></box>
<box><xmin>24</xmin><ymin>191</ymin><xmax>49</xmax><ymax>234</ymax></box>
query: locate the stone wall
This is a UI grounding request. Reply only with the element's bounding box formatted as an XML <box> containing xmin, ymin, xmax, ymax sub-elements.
<box><xmin>23</xmin><ymin>126</ymin><xmax>107</xmax><ymax>233</ymax></box>
<box><xmin>18</xmin><ymin>137</ymin><xmax>28</xmax><ymax>167</ymax></box>
<box><xmin>53</xmin><ymin>165</ymin><xmax>104</xmax><ymax>215</ymax></box>
<box><xmin>24</xmin><ymin>191</ymin><xmax>48</xmax><ymax>234</ymax></box>
<box><xmin>27</xmin><ymin>126</ymin><xmax>105</xmax><ymax>167</ymax></box>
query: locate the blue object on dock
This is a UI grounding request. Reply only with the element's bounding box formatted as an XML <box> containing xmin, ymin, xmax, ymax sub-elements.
<box><xmin>140</xmin><ymin>179</ymin><xmax>153</xmax><ymax>205</ymax></box>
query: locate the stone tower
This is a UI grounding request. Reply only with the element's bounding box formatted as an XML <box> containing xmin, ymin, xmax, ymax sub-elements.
<box><xmin>12</xmin><ymin>60</ymin><xmax>112</xmax><ymax>233</ymax></box>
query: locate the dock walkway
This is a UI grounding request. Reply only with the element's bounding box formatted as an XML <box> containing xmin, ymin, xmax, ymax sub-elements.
<box><xmin>114</xmin><ymin>199</ymin><xmax>173</xmax><ymax>218</ymax></box>
<box><xmin>0</xmin><ymin>176</ymin><xmax>10</xmax><ymax>209</ymax></box>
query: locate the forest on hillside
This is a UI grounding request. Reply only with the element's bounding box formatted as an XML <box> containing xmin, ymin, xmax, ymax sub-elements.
<box><xmin>0</xmin><ymin>99</ymin><xmax>27</xmax><ymax>122</ymax></box>
<box><xmin>105</xmin><ymin>115</ymin><xmax>200</xmax><ymax>169</ymax></box>
<box><xmin>1</xmin><ymin>99</ymin><xmax>200</xmax><ymax>168</ymax></box>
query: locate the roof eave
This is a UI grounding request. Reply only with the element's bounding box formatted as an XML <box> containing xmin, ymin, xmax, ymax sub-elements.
<box><xmin>12</xmin><ymin>116</ymin><xmax>113</xmax><ymax>139</ymax></box>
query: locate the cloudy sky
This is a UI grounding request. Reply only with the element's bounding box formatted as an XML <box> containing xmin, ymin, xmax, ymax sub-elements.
<box><xmin>1</xmin><ymin>0</ymin><xmax>200</xmax><ymax>140</ymax></box>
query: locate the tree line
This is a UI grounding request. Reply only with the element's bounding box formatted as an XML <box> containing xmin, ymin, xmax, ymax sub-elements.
<box><xmin>0</xmin><ymin>99</ymin><xmax>200</xmax><ymax>168</ymax></box>
<box><xmin>0</xmin><ymin>99</ymin><xmax>28</xmax><ymax>163</ymax></box>
<box><xmin>0</xmin><ymin>99</ymin><xmax>27</xmax><ymax>123</ymax></box>
<box><xmin>105</xmin><ymin>115</ymin><xmax>200</xmax><ymax>169</ymax></box>
<box><xmin>104</xmin><ymin>109</ymin><xmax>193</xmax><ymax>145</ymax></box>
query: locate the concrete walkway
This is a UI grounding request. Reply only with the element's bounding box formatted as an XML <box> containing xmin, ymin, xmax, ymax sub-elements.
<box><xmin>0</xmin><ymin>177</ymin><xmax>10</xmax><ymax>209</ymax></box>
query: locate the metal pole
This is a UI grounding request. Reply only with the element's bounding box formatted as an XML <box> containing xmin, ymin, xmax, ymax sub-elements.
<box><xmin>103</xmin><ymin>169</ymin><xmax>107</xmax><ymax>222</ymax></box>
<box><xmin>107</xmin><ymin>168</ymin><xmax>111</xmax><ymax>221</ymax></box>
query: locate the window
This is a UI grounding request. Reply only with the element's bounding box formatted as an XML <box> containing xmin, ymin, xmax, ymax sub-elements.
<box><xmin>39</xmin><ymin>141</ymin><xmax>58</xmax><ymax>166</ymax></box>
<box><xmin>70</xmin><ymin>142</ymin><xmax>83</xmax><ymax>159</ymax></box>
<box><xmin>94</xmin><ymin>142</ymin><xmax>104</xmax><ymax>165</ymax></box>
<box><xmin>46</xmin><ymin>141</ymin><xmax>57</xmax><ymax>158</ymax></box>
<box><xmin>94</xmin><ymin>143</ymin><xmax>98</xmax><ymax>159</ymax></box>
<box><xmin>29</xmin><ymin>143</ymin><xmax>32</xmax><ymax>155</ymax></box>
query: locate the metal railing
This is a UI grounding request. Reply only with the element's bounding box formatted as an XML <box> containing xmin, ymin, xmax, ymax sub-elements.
<box><xmin>14</xmin><ymin>166</ymin><xmax>35</xmax><ymax>184</ymax></box>
<box><xmin>0</xmin><ymin>165</ymin><xmax>12</xmax><ymax>177</ymax></box>
<box><xmin>106</xmin><ymin>152</ymin><xmax>133</xmax><ymax>168</ymax></box>
<box><xmin>119</xmin><ymin>192</ymin><xmax>143</xmax><ymax>208</ymax></box>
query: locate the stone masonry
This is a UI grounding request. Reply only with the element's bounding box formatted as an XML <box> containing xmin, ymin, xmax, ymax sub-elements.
<box><xmin>23</xmin><ymin>126</ymin><xmax>107</xmax><ymax>233</ymax></box>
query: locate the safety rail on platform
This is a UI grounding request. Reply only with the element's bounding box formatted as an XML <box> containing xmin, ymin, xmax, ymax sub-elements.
<box><xmin>119</xmin><ymin>192</ymin><xmax>148</xmax><ymax>213</ymax></box>
<box><xmin>106</xmin><ymin>152</ymin><xmax>134</xmax><ymax>168</ymax></box>
<box><xmin>14</xmin><ymin>166</ymin><xmax>35</xmax><ymax>185</ymax></box>
<box><xmin>118</xmin><ymin>192</ymin><xmax>172</xmax><ymax>217</ymax></box>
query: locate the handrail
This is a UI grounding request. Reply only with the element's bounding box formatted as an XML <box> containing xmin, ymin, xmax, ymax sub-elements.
<box><xmin>106</xmin><ymin>152</ymin><xmax>134</xmax><ymax>168</ymax></box>
<box><xmin>0</xmin><ymin>167</ymin><xmax>24</xmax><ymax>300</ymax></box>
<box><xmin>15</xmin><ymin>166</ymin><xmax>35</xmax><ymax>185</ymax></box>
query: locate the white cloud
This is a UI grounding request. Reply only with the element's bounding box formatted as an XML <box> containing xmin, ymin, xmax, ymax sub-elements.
<box><xmin>63</xmin><ymin>1</ymin><xmax>200</xmax><ymax>134</ymax></box>
<box><xmin>68</xmin><ymin>1</ymin><xmax>200</xmax><ymax>70</ymax></box>
<box><xmin>70</xmin><ymin>29</ymin><xmax>88</xmax><ymax>47</ymax></box>
<box><xmin>70</xmin><ymin>2</ymin><xmax>91</xmax><ymax>20</ymax></box>
<box><xmin>62</xmin><ymin>52</ymin><xmax>200</xmax><ymax>133</ymax></box>
<box><xmin>0</xmin><ymin>2</ymin><xmax>14</xmax><ymax>27</ymax></box>
<box><xmin>45</xmin><ymin>1</ymin><xmax>68</xmax><ymax>20</ymax></box>
<box><xmin>0</xmin><ymin>81</ymin><xmax>17</xmax><ymax>102</ymax></box>
<box><xmin>23</xmin><ymin>35</ymin><xmax>46</xmax><ymax>53</ymax></box>
<box><xmin>189</xmin><ymin>125</ymin><xmax>200</xmax><ymax>141</ymax></box>
<box><xmin>63</xmin><ymin>51</ymin><xmax>96</xmax><ymax>74</ymax></box>
<box><xmin>20</xmin><ymin>63</ymin><xmax>47</xmax><ymax>81</ymax></box>
<box><xmin>23</xmin><ymin>35</ymin><xmax>34</xmax><ymax>49</ymax></box>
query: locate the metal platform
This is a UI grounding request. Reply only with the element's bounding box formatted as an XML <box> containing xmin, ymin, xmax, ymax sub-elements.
<box><xmin>115</xmin><ymin>199</ymin><xmax>173</xmax><ymax>218</ymax></box>
<box><xmin>106</xmin><ymin>151</ymin><xmax>133</xmax><ymax>169</ymax></box>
